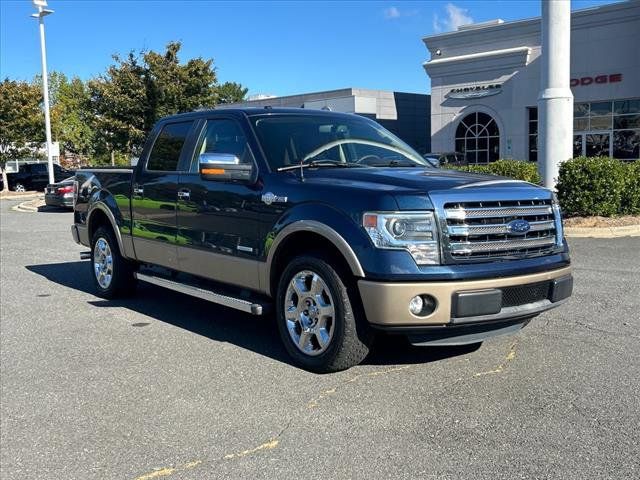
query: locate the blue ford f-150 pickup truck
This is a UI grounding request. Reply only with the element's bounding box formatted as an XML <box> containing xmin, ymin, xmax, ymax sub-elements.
<box><xmin>72</xmin><ymin>108</ymin><xmax>572</xmax><ymax>372</ymax></box>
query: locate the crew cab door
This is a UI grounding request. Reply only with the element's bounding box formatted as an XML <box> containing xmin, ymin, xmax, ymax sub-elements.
<box><xmin>131</xmin><ymin>120</ymin><xmax>197</xmax><ymax>269</ymax></box>
<box><xmin>175</xmin><ymin>117</ymin><xmax>263</xmax><ymax>291</ymax></box>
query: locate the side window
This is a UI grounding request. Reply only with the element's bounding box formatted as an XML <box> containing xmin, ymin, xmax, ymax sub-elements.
<box><xmin>147</xmin><ymin>121</ymin><xmax>193</xmax><ymax>171</ymax></box>
<box><xmin>195</xmin><ymin>119</ymin><xmax>253</xmax><ymax>166</ymax></box>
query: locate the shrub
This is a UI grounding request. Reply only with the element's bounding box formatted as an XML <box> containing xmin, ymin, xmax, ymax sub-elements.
<box><xmin>555</xmin><ymin>156</ymin><xmax>629</xmax><ymax>217</ymax></box>
<box><xmin>446</xmin><ymin>156</ymin><xmax>640</xmax><ymax>217</ymax></box>
<box><xmin>445</xmin><ymin>159</ymin><xmax>542</xmax><ymax>184</ymax></box>
<box><xmin>621</xmin><ymin>160</ymin><xmax>640</xmax><ymax>215</ymax></box>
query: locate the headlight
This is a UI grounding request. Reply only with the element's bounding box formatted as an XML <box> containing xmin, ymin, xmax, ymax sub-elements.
<box><xmin>551</xmin><ymin>192</ymin><xmax>564</xmax><ymax>247</ymax></box>
<box><xmin>362</xmin><ymin>211</ymin><xmax>440</xmax><ymax>265</ymax></box>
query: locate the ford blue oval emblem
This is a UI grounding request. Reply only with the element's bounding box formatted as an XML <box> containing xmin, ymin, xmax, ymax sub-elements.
<box><xmin>506</xmin><ymin>219</ymin><xmax>531</xmax><ymax>235</ymax></box>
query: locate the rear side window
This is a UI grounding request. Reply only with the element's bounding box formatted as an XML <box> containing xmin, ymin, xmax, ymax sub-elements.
<box><xmin>147</xmin><ymin>121</ymin><xmax>193</xmax><ymax>171</ymax></box>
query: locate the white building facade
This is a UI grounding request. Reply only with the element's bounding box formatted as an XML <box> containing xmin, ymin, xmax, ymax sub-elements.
<box><xmin>423</xmin><ymin>0</ymin><xmax>640</xmax><ymax>164</ymax></box>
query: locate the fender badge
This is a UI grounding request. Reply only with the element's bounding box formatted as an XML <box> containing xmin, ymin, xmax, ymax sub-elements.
<box><xmin>261</xmin><ymin>192</ymin><xmax>288</xmax><ymax>205</ymax></box>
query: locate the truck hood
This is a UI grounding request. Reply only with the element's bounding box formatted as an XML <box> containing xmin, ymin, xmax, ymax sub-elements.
<box><xmin>299</xmin><ymin>167</ymin><xmax>538</xmax><ymax>194</ymax></box>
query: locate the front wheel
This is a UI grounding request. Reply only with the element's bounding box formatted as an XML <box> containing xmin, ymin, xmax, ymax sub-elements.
<box><xmin>276</xmin><ymin>255</ymin><xmax>372</xmax><ymax>372</ymax></box>
<box><xmin>13</xmin><ymin>183</ymin><xmax>26</xmax><ymax>193</ymax></box>
<box><xmin>91</xmin><ymin>226</ymin><xmax>137</xmax><ymax>298</ymax></box>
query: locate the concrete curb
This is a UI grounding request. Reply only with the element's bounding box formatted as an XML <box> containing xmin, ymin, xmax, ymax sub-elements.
<box><xmin>565</xmin><ymin>225</ymin><xmax>640</xmax><ymax>238</ymax></box>
<box><xmin>1</xmin><ymin>193</ymin><xmax>41</xmax><ymax>202</ymax></box>
<box><xmin>11</xmin><ymin>198</ymin><xmax>45</xmax><ymax>213</ymax></box>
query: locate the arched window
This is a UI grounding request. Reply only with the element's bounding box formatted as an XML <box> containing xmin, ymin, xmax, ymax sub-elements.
<box><xmin>455</xmin><ymin>112</ymin><xmax>500</xmax><ymax>164</ymax></box>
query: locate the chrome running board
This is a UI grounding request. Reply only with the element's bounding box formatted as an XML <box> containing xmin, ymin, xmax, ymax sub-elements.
<box><xmin>135</xmin><ymin>272</ymin><xmax>266</xmax><ymax>315</ymax></box>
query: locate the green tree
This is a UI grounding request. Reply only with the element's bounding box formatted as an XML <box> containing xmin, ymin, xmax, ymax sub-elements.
<box><xmin>88</xmin><ymin>52</ymin><xmax>148</xmax><ymax>160</ymax></box>
<box><xmin>88</xmin><ymin>41</ymin><xmax>218</xmax><ymax>160</ymax></box>
<box><xmin>0</xmin><ymin>79</ymin><xmax>44</xmax><ymax>192</ymax></box>
<box><xmin>36</xmin><ymin>72</ymin><xmax>95</xmax><ymax>157</ymax></box>
<box><xmin>216</xmin><ymin>81</ymin><xmax>248</xmax><ymax>104</ymax></box>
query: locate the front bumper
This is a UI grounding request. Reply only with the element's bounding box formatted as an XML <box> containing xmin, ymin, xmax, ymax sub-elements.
<box><xmin>358</xmin><ymin>266</ymin><xmax>572</xmax><ymax>328</ymax></box>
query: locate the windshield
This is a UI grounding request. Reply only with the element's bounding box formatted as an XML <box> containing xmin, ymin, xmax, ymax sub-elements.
<box><xmin>249</xmin><ymin>114</ymin><xmax>430</xmax><ymax>170</ymax></box>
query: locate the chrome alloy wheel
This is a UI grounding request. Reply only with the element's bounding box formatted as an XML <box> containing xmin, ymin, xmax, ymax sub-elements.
<box><xmin>285</xmin><ymin>270</ymin><xmax>335</xmax><ymax>356</ymax></box>
<box><xmin>93</xmin><ymin>237</ymin><xmax>113</xmax><ymax>289</ymax></box>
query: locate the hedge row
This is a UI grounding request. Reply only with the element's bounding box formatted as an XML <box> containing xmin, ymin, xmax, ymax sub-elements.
<box><xmin>445</xmin><ymin>157</ymin><xmax>640</xmax><ymax>217</ymax></box>
<box><xmin>556</xmin><ymin>156</ymin><xmax>640</xmax><ymax>216</ymax></box>
<box><xmin>445</xmin><ymin>159</ymin><xmax>542</xmax><ymax>184</ymax></box>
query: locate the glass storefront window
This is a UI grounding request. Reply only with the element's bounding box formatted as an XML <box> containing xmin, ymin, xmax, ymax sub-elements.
<box><xmin>574</xmin><ymin>103</ymin><xmax>589</xmax><ymax>117</ymax></box>
<box><xmin>528</xmin><ymin>107</ymin><xmax>538</xmax><ymax>162</ymax></box>
<box><xmin>529</xmin><ymin>134</ymin><xmax>538</xmax><ymax>162</ymax></box>
<box><xmin>613</xmin><ymin>130</ymin><xmax>640</xmax><ymax>159</ymax></box>
<box><xmin>572</xmin><ymin>98</ymin><xmax>640</xmax><ymax>160</ymax></box>
<box><xmin>574</xmin><ymin>118</ymin><xmax>589</xmax><ymax>130</ymax></box>
<box><xmin>590</xmin><ymin>115</ymin><xmax>613</xmax><ymax>130</ymax></box>
<box><xmin>614</xmin><ymin>115</ymin><xmax>640</xmax><ymax>130</ymax></box>
<box><xmin>528</xmin><ymin>100</ymin><xmax>639</xmax><ymax>161</ymax></box>
<box><xmin>614</xmin><ymin>99</ymin><xmax>640</xmax><ymax>115</ymax></box>
<box><xmin>590</xmin><ymin>102</ymin><xmax>612</xmax><ymax>116</ymax></box>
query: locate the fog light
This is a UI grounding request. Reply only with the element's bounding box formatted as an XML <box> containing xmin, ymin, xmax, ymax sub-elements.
<box><xmin>409</xmin><ymin>295</ymin><xmax>424</xmax><ymax>315</ymax></box>
<box><xmin>409</xmin><ymin>295</ymin><xmax>437</xmax><ymax>317</ymax></box>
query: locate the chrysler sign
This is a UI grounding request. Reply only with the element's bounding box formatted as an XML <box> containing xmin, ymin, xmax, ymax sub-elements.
<box><xmin>446</xmin><ymin>83</ymin><xmax>503</xmax><ymax>99</ymax></box>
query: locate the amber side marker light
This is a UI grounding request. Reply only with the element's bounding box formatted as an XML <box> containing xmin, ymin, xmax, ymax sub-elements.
<box><xmin>201</xmin><ymin>168</ymin><xmax>226</xmax><ymax>175</ymax></box>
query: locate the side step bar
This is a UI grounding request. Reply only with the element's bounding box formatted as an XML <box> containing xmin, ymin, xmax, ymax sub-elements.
<box><xmin>134</xmin><ymin>272</ymin><xmax>266</xmax><ymax>315</ymax></box>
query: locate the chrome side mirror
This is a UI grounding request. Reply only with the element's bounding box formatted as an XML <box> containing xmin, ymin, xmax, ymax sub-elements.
<box><xmin>199</xmin><ymin>152</ymin><xmax>255</xmax><ymax>182</ymax></box>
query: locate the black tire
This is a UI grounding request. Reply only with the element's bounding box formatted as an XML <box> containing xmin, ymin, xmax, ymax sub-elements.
<box><xmin>13</xmin><ymin>182</ymin><xmax>26</xmax><ymax>193</ymax></box>
<box><xmin>276</xmin><ymin>255</ymin><xmax>372</xmax><ymax>372</ymax></box>
<box><xmin>90</xmin><ymin>226</ymin><xmax>137</xmax><ymax>299</ymax></box>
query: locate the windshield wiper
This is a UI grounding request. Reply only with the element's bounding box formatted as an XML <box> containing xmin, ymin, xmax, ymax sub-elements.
<box><xmin>371</xmin><ymin>159</ymin><xmax>420</xmax><ymax>168</ymax></box>
<box><xmin>276</xmin><ymin>160</ymin><xmax>364</xmax><ymax>172</ymax></box>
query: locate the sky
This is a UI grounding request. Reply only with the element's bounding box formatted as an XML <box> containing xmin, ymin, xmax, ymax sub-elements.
<box><xmin>0</xmin><ymin>0</ymin><xmax>621</xmax><ymax>97</ymax></box>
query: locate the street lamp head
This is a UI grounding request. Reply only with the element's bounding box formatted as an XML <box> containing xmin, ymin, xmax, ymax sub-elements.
<box><xmin>33</xmin><ymin>0</ymin><xmax>48</xmax><ymax>7</ymax></box>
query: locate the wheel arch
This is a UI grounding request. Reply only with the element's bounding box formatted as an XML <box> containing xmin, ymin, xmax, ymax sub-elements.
<box><xmin>87</xmin><ymin>202</ymin><xmax>126</xmax><ymax>256</ymax></box>
<box><xmin>263</xmin><ymin>221</ymin><xmax>365</xmax><ymax>297</ymax></box>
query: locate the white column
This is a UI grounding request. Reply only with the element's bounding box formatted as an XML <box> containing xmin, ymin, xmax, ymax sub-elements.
<box><xmin>37</xmin><ymin>9</ymin><xmax>55</xmax><ymax>185</ymax></box>
<box><xmin>538</xmin><ymin>0</ymin><xmax>573</xmax><ymax>189</ymax></box>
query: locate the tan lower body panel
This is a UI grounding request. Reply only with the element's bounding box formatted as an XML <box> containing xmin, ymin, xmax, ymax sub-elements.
<box><xmin>358</xmin><ymin>266</ymin><xmax>572</xmax><ymax>326</ymax></box>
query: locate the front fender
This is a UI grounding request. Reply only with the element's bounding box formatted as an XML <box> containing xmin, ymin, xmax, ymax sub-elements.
<box><xmin>260</xmin><ymin>203</ymin><xmax>376</xmax><ymax>293</ymax></box>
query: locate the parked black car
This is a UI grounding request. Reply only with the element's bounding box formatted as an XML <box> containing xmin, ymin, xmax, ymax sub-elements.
<box><xmin>7</xmin><ymin>163</ymin><xmax>73</xmax><ymax>192</ymax></box>
<box><xmin>423</xmin><ymin>152</ymin><xmax>467</xmax><ymax>167</ymax></box>
<box><xmin>44</xmin><ymin>176</ymin><xmax>75</xmax><ymax>209</ymax></box>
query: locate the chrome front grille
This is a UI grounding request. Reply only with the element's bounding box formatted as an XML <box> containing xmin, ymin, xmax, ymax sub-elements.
<box><xmin>442</xmin><ymin>199</ymin><xmax>558</xmax><ymax>262</ymax></box>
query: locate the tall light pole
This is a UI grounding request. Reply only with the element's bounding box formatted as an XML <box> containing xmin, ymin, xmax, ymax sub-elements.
<box><xmin>31</xmin><ymin>0</ymin><xmax>55</xmax><ymax>185</ymax></box>
<box><xmin>538</xmin><ymin>0</ymin><xmax>573</xmax><ymax>189</ymax></box>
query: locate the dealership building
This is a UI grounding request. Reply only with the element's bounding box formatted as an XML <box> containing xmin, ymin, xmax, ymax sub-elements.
<box><xmin>423</xmin><ymin>0</ymin><xmax>640</xmax><ymax>164</ymax></box>
<box><xmin>224</xmin><ymin>88</ymin><xmax>431</xmax><ymax>154</ymax></box>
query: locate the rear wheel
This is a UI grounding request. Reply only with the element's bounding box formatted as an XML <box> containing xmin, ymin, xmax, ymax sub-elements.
<box><xmin>91</xmin><ymin>226</ymin><xmax>136</xmax><ymax>298</ymax></box>
<box><xmin>276</xmin><ymin>255</ymin><xmax>372</xmax><ymax>372</ymax></box>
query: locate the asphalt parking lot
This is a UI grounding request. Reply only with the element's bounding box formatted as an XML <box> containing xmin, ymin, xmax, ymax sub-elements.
<box><xmin>1</xmin><ymin>200</ymin><xmax>639</xmax><ymax>480</ymax></box>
